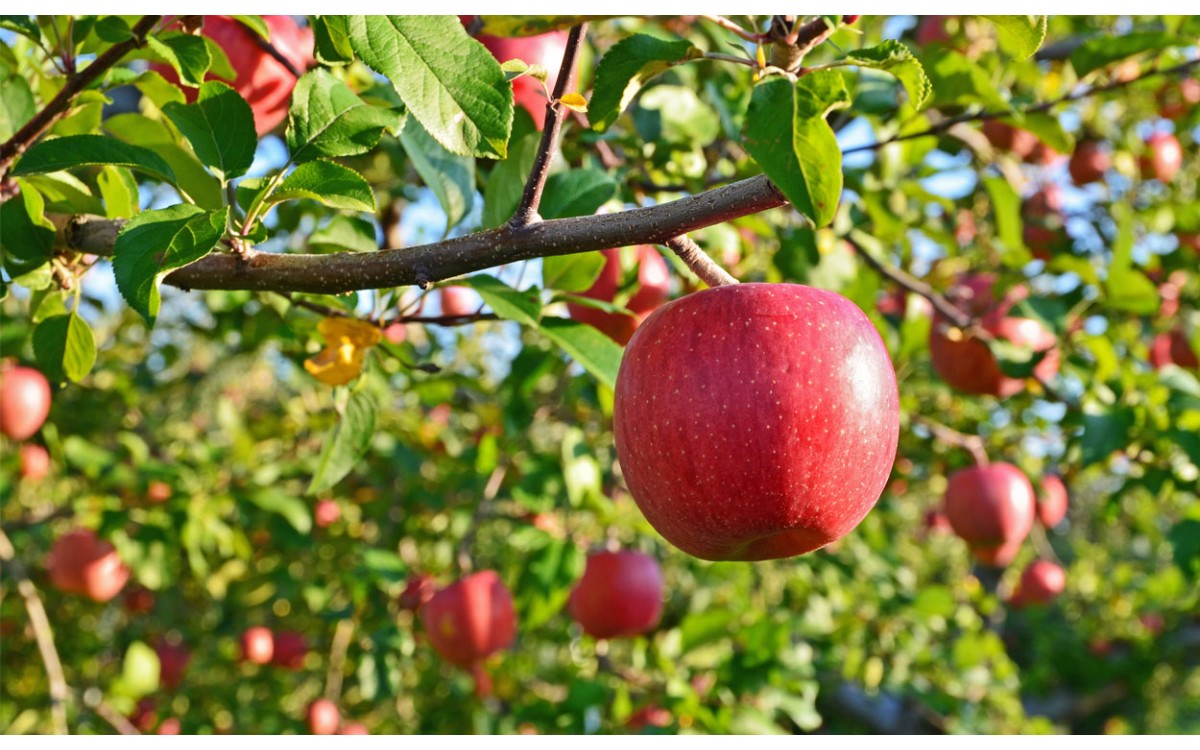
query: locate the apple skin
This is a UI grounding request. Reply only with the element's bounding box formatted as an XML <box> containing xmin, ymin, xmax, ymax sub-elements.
<box><xmin>627</xmin><ymin>704</ymin><xmax>673</xmax><ymax>732</ymax></box>
<box><xmin>1158</xmin><ymin>77</ymin><xmax>1200</xmax><ymax>120</ymax></box>
<box><xmin>383</xmin><ymin>322</ymin><xmax>407</xmax><ymax>345</ymax></box>
<box><xmin>146</xmin><ymin>480</ymin><xmax>172</xmax><ymax>504</ymax></box>
<box><xmin>944</xmin><ymin>463</ymin><xmax>1035</xmax><ymax>567</ymax></box>
<box><xmin>270</xmin><ymin>630</ymin><xmax>309</xmax><ymax>670</ymax></box>
<box><xmin>19</xmin><ymin>444</ymin><xmax>50</xmax><ymax>481</ymax></box>
<box><xmin>440</xmin><ymin>286</ymin><xmax>476</xmax><ymax>318</ymax></box>
<box><xmin>307</xmin><ymin>698</ymin><xmax>340</xmax><ymax>735</ymax></box>
<box><xmin>1010</xmin><ymin>560</ymin><xmax>1066</xmax><ymax>608</ymax></box>
<box><xmin>568</xmin><ymin>551</ymin><xmax>664</xmax><ymax>639</ymax></box>
<box><xmin>1</xmin><ymin>366</ymin><xmax>52</xmax><ymax>441</ymax></box>
<box><xmin>420</xmin><ymin>571</ymin><xmax>516</xmax><ymax>671</ymax></box>
<box><xmin>613</xmin><ymin>283</ymin><xmax>900</xmax><ymax>561</ymax></box>
<box><xmin>929</xmin><ymin>275</ymin><xmax>1060</xmax><ymax>398</ymax></box>
<box><xmin>463</xmin><ymin>18</ymin><xmax>570</xmax><ymax>130</ymax></box>
<box><xmin>914</xmin><ymin>16</ymin><xmax>950</xmax><ymax>47</ymax></box>
<box><xmin>46</xmin><ymin>529</ymin><xmax>131</xmax><ymax>602</ymax></box>
<box><xmin>241</xmin><ymin>626</ymin><xmax>275</xmax><ymax>665</ymax></box>
<box><xmin>152</xmin><ymin>16</ymin><xmax>313</xmax><ymax>136</ymax></box>
<box><xmin>1069</xmin><ymin>140</ymin><xmax>1110</xmax><ymax>185</ymax></box>
<box><xmin>398</xmin><ymin>572</ymin><xmax>436</xmax><ymax>612</ymax></box>
<box><xmin>982</xmin><ymin>120</ymin><xmax>1039</xmax><ymax>160</ymax></box>
<box><xmin>123</xmin><ymin>585</ymin><xmax>156</xmax><ymax>615</ymax></box>
<box><xmin>1036</xmin><ymin>474</ymin><xmax>1069</xmax><ymax>528</ymax></box>
<box><xmin>567</xmin><ymin>246</ymin><xmax>670</xmax><ymax>345</ymax></box>
<box><xmin>155</xmin><ymin>640</ymin><xmax>191</xmax><ymax>690</ymax></box>
<box><xmin>313</xmin><ymin>499</ymin><xmax>341</xmax><ymax>528</ymax></box>
<box><xmin>157</xmin><ymin>718</ymin><xmax>181</xmax><ymax>735</ymax></box>
<box><xmin>338</xmin><ymin>723</ymin><xmax>369</xmax><ymax>735</ymax></box>
<box><xmin>1150</xmin><ymin>330</ymin><xmax>1199</xmax><ymax>370</ymax></box>
<box><xmin>1140</xmin><ymin>133</ymin><xmax>1183</xmax><ymax>183</ymax></box>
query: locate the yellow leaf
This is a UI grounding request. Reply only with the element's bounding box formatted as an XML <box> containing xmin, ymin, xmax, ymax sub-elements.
<box><xmin>303</xmin><ymin>317</ymin><xmax>383</xmax><ymax>386</ymax></box>
<box><xmin>558</xmin><ymin>92</ymin><xmax>588</xmax><ymax>113</ymax></box>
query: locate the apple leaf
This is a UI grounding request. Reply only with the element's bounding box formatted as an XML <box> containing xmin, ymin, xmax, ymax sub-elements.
<box><xmin>310</xmin><ymin>15</ymin><xmax>354</xmax><ymax>65</ymax></box>
<box><xmin>460</xmin><ymin>274</ymin><xmax>542</xmax><ymax>328</ymax></box>
<box><xmin>481</xmin><ymin>109</ymin><xmax>540</xmax><ymax>229</ymax></box>
<box><xmin>1069</xmin><ymin>31</ymin><xmax>1177</xmax><ymax>78</ymax></box>
<box><xmin>163</xmin><ymin>81</ymin><xmax>256</xmax><ymax>182</ymax></box>
<box><xmin>0</xmin><ymin>15</ymin><xmax>41</xmax><ymax>42</ymax></box>
<box><xmin>1170</xmin><ymin>519</ymin><xmax>1200</xmax><ymax>582</ymax></box>
<box><xmin>267</xmin><ymin>161</ymin><xmax>376</xmax><ymax>214</ymax></box>
<box><xmin>515</xmin><ymin>536</ymin><xmax>585</xmax><ymax>629</ymax></box>
<box><xmin>922</xmin><ymin>49</ymin><xmax>1011</xmax><ymax>113</ymax></box>
<box><xmin>103</xmin><ymin>114</ymin><xmax>221</xmax><ymax>210</ymax></box>
<box><xmin>589</xmin><ymin>34</ymin><xmax>702</xmax><ymax>132</ymax></box>
<box><xmin>12</xmin><ymin>134</ymin><xmax>177</xmax><ymax>186</ymax></box>
<box><xmin>477</xmin><ymin>16</ymin><xmax>616</xmax><ymax>37</ymax></box>
<box><xmin>742</xmin><ymin>72</ymin><xmax>851</xmax><ymax>228</ymax></box>
<box><xmin>398</xmin><ymin>117</ymin><xmax>475</xmax><ymax>237</ymax></box>
<box><xmin>990</xmin><ymin>338</ymin><xmax>1049</xmax><ymax>379</ymax></box>
<box><xmin>346</xmin><ymin>15</ymin><xmax>512</xmax><ymax>158</ymax></box>
<box><xmin>97</xmin><ymin>166</ymin><xmax>139</xmax><ymax>219</ymax></box>
<box><xmin>1018</xmin><ymin>111</ymin><xmax>1074</xmax><ymax>154</ymax></box>
<box><xmin>543</xmin><ymin>253</ymin><xmax>607</xmax><ymax>293</ymax></box>
<box><xmin>309</xmin><ymin>389</ymin><xmax>378</xmax><ymax>495</ymax></box>
<box><xmin>116</xmin><ymin>641</ymin><xmax>160</xmax><ymax>698</ymax></box>
<box><xmin>145</xmin><ymin>32</ymin><xmax>212</xmax><ymax>87</ymax></box>
<box><xmin>0</xmin><ymin>182</ymin><xmax>55</xmax><ymax>278</ymax></box>
<box><xmin>309</xmin><ymin>216</ymin><xmax>379</xmax><ymax>254</ymax></box>
<box><xmin>1103</xmin><ymin>204</ymin><xmax>1159</xmax><ymax>315</ymax></box>
<box><xmin>1080</xmin><ymin>406</ymin><xmax>1134</xmax><ymax>467</ymax></box>
<box><xmin>982</xmin><ymin>16</ymin><xmax>1046</xmax><ymax>60</ymax></box>
<box><xmin>0</xmin><ymin>67</ymin><xmax>34</xmax><ymax>142</ymax></box>
<box><xmin>32</xmin><ymin>312</ymin><xmax>97</xmax><ymax>384</ymax></box>
<box><xmin>112</xmin><ymin>204</ymin><xmax>230</xmax><ymax>326</ymax></box>
<box><xmin>287</xmin><ymin>69</ymin><xmax>403</xmax><ymax>164</ymax></box>
<box><xmin>840</xmin><ymin>40</ymin><xmax>931</xmax><ymax>110</ymax></box>
<box><xmin>539</xmin><ymin>317</ymin><xmax>623</xmax><ymax>389</ymax></box>
<box><xmin>539</xmin><ymin>170</ymin><xmax>618</xmax><ymax>221</ymax></box>
<box><xmin>982</xmin><ymin>176</ymin><xmax>1033</xmax><ymax>267</ymax></box>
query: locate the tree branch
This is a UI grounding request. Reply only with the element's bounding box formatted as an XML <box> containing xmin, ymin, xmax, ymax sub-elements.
<box><xmin>664</xmin><ymin>235</ymin><xmax>738</xmax><ymax>287</ymax></box>
<box><xmin>848</xmin><ymin>239</ymin><xmax>972</xmax><ymax>328</ymax></box>
<box><xmin>0</xmin><ymin>529</ymin><xmax>70</xmax><ymax>734</ymax></box>
<box><xmin>242</xmin><ymin>19</ymin><xmax>305</xmax><ymax>78</ymax></box>
<box><xmin>0</xmin><ymin>15</ymin><xmax>161</xmax><ymax>178</ymax></box>
<box><xmin>913</xmin><ymin>414</ymin><xmax>989</xmax><ymax>466</ymax></box>
<box><xmin>510</xmin><ymin>23</ymin><xmax>587</xmax><ymax>226</ymax></box>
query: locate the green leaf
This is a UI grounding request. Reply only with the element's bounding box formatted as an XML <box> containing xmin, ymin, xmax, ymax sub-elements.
<box><xmin>1069</xmin><ymin>31</ymin><xmax>1178</xmax><ymax>78</ymax></box>
<box><xmin>543</xmin><ymin>253</ymin><xmax>606</xmax><ymax>292</ymax></box>
<box><xmin>589</xmin><ymin>34</ymin><xmax>702</xmax><ymax>132</ymax></box>
<box><xmin>742</xmin><ymin>73</ymin><xmax>850</xmax><ymax>228</ymax></box>
<box><xmin>267</xmin><ymin>161</ymin><xmax>376</xmax><ymax>213</ymax></box>
<box><xmin>982</xmin><ymin>175</ymin><xmax>1032</xmax><ymax>266</ymax></box>
<box><xmin>1081</xmin><ymin>406</ymin><xmax>1133</xmax><ymax>467</ymax></box>
<box><xmin>477</xmin><ymin>15</ymin><xmax>615</xmax><ymax>37</ymax></box>
<box><xmin>841</xmin><ymin>40</ymin><xmax>931</xmax><ymax>110</ymax></box>
<box><xmin>163</xmin><ymin>81</ymin><xmax>256</xmax><ymax>182</ymax></box>
<box><xmin>309</xmin><ymin>390</ymin><xmax>378</xmax><ymax>494</ymax></box>
<box><xmin>0</xmin><ymin>16</ymin><xmax>41</xmax><ymax>42</ymax></box>
<box><xmin>93</xmin><ymin>15</ymin><xmax>133</xmax><ymax>43</ymax></box>
<box><xmin>32</xmin><ymin>313</ymin><xmax>97</xmax><ymax>384</ymax></box>
<box><xmin>461</xmin><ymin>274</ymin><xmax>542</xmax><ymax>327</ymax></box>
<box><xmin>990</xmin><ymin>337</ymin><xmax>1049</xmax><ymax>379</ymax></box>
<box><xmin>633</xmin><ymin>85</ymin><xmax>721</xmax><ymax>146</ymax></box>
<box><xmin>398</xmin><ymin>117</ymin><xmax>475</xmax><ymax>236</ymax></box>
<box><xmin>540</xmin><ymin>317</ymin><xmax>623</xmax><ymax>389</ymax></box>
<box><xmin>119</xmin><ymin>641</ymin><xmax>160</xmax><ymax>698</ymax></box>
<box><xmin>515</xmin><ymin>537</ymin><xmax>585</xmax><ymax>629</ymax></box>
<box><xmin>1103</xmin><ymin>204</ymin><xmax>1158</xmax><ymax>314</ymax></box>
<box><xmin>923</xmin><ymin>49</ymin><xmax>1011</xmax><ymax>113</ymax></box>
<box><xmin>245</xmin><ymin>487</ymin><xmax>313</xmax><ymax>534</ymax></box>
<box><xmin>0</xmin><ymin>182</ymin><xmax>55</xmax><ymax>278</ymax></box>
<box><xmin>112</xmin><ymin>205</ymin><xmax>230</xmax><ymax>325</ymax></box>
<box><xmin>229</xmin><ymin>15</ymin><xmax>268</xmax><ymax>39</ymax></box>
<box><xmin>1169</xmin><ymin>519</ymin><xmax>1200</xmax><ymax>581</ymax></box>
<box><xmin>103</xmin><ymin>113</ymin><xmax>221</xmax><ymax>209</ymax></box>
<box><xmin>309</xmin><ymin>215</ymin><xmax>379</xmax><ymax>254</ymax></box>
<box><xmin>12</xmin><ymin>134</ymin><xmax>177</xmax><ymax>185</ymax></box>
<box><xmin>310</xmin><ymin>15</ymin><xmax>354</xmax><ymax>65</ymax></box>
<box><xmin>287</xmin><ymin>68</ymin><xmax>403</xmax><ymax>164</ymax></box>
<box><xmin>481</xmin><ymin>111</ymin><xmax>539</xmax><ymax>229</ymax></box>
<box><xmin>346</xmin><ymin>15</ymin><xmax>512</xmax><ymax>158</ymax></box>
<box><xmin>97</xmin><ymin>165</ymin><xmax>140</xmax><ymax>219</ymax></box>
<box><xmin>983</xmin><ymin>16</ymin><xmax>1047</xmax><ymax>60</ymax></box>
<box><xmin>145</xmin><ymin>33</ymin><xmax>212</xmax><ymax>87</ymax></box>
<box><xmin>539</xmin><ymin>170</ymin><xmax>618</xmax><ymax>221</ymax></box>
<box><xmin>1019</xmin><ymin>111</ymin><xmax>1074</xmax><ymax>154</ymax></box>
<box><xmin>0</xmin><ymin>69</ymin><xmax>34</xmax><ymax>142</ymax></box>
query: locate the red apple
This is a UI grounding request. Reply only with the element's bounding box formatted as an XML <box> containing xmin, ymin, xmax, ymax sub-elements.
<box><xmin>613</xmin><ymin>283</ymin><xmax>900</xmax><ymax>561</ymax></box>
<box><xmin>982</xmin><ymin>120</ymin><xmax>1039</xmax><ymax>160</ymax></box>
<box><xmin>123</xmin><ymin>585</ymin><xmax>156</xmax><ymax>615</ymax></box>
<box><xmin>1010</xmin><ymin>559</ymin><xmax>1066</xmax><ymax>607</ymax></box>
<box><xmin>420</xmin><ymin>570</ymin><xmax>517</xmax><ymax>672</ymax></box>
<box><xmin>1</xmin><ymin>366</ymin><xmax>52</xmax><ymax>441</ymax></box>
<box><xmin>843</xmin><ymin>15</ymin><xmax>861</xmax><ymax>25</ymax></box>
<box><xmin>627</xmin><ymin>704</ymin><xmax>673</xmax><ymax>732</ymax></box>
<box><xmin>155</xmin><ymin>639</ymin><xmax>191</xmax><ymax>690</ymax></box>
<box><xmin>19</xmin><ymin>444</ymin><xmax>50</xmax><ymax>481</ymax></box>
<box><xmin>944</xmin><ymin>463</ymin><xmax>1035</xmax><ymax>567</ymax></box>
<box><xmin>313</xmin><ymin>499</ymin><xmax>341</xmax><ymax>528</ymax></box>
<box><xmin>1150</xmin><ymin>329</ymin><xmax>1199</xmax><ymax>370</ymax></box>
<box><xmin>439</xmin><ymin>286</ymin><xmax>477</xmax><ymax>318</ymax></box>
<box><xmin>914</xmin><ymin>16</ymin><xmax>950</xmax><ymax>47</ymax></box>
<box><xmin>1177</xmin><ymin>233</ymin><xmax>1200</xmax><ymax>255</ymax></box>
<box><xmin>146</xmin><ymin>480</ymin><xmax>171</xmax><ymax>504</ymax></box>
<box><xmin>1069</xmin><ymin>140</ymin><xmax>1111</xmax><ymax>185</ymax></box>
<box><xmin>1140</xmin><ymin>133</ymin><xmax>1183</xmax><ymax>183</ymax></box>
<box><xmin>157</xmin><ymin>718</ymin><xmax>181</xmax><ymax>735</ymax></box>
<box><xmin>241</xmin><ymin>626</ymin><xmax>275</xmax><ymax>665</ymax></box>
<box><xmin>129</xmin><ymin>698</ymin><xmax>158</xmax><ymax>733</ymax></box>
<box><xmin>307</xmin><ymin>698</ymin><xmax>340</xmax><ymax>735</ymax></box>
<box><xmin>398</xmin><ymin>572</ymin><xmax>436</xmax><ymax>612</ymax></box>
<box><xmin>929</xmin><ymin>275</ymin><xmax>1060</xmax><ymax>397</ymax></box>
<box><xmin>568</xmin><ymin>551</ymin><xmax>664</xmax><ymax>639</ymax></box>
<box><xmin>1158</xmin><ymin>77</ymin><xmax>1200</xmax><ymax>120</ymax></box>
<box><xmin>1036</xmin><ymin>474</ymin><xmax>1069</xmax><ymax>528</ymax></box>
<box><xmin>152</xmin><ymin>16</ymin><xmax>313</xmax><ymax>136</ymax></box>
<box><xmin>463</xmin><ymin>18</ymin><xmax>570</xmax><ymax>130</ymax></box>
<box><xmin>338</xmin><ymin>722</ymin><xmax>369</xmax><ymax>735</ymax></box>
<box><xmin>924</xmin><ymin>507</ymin><xmax>953</xmax><ymax>534</ymax></box>
<box><xmin>46</xmin><ymin>529</ymin><xmax>131</xmax><ymax>602</ymax></box>
<box><xmin>567</xmin><ymin>246</ymin><xmax>671</xmax><ymax>346</ymax></box>
<box><xmin>271</xmin><ymin>630</ymin><xmax>309</xmax><ymax>669</ymax></box>
<box><xmin>383</xmin><ymin>322</ymin><xmax>407</xmax><ymax>345</ymax></box>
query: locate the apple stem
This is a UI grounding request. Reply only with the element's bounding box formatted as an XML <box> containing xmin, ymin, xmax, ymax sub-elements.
<box><xmin>664</xmin><ymin>235</ymin><xmax>738</xmax><ymax>287</ymax></box>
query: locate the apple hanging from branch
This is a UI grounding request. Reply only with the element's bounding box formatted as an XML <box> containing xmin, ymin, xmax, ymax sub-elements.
<box><xmin>568</xmin><ymin>550</ymin><xmax>664</xmax><ymax>639</ymax></box>
<box><xmin>944</xmin><ymin>463</ymin><xmax>1036</xmax><ymax>567</ymax></box>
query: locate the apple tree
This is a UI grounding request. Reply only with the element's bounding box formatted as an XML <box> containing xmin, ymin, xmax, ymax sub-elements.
<box><xmin>1</xmin><ymin>14</ymin><xmax>1199</xmax><ymax>735</ymax></box>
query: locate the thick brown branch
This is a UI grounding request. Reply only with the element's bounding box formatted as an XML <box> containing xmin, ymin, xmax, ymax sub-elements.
<box><xmin>510</xmin><ymin>23</ymin><xmax>587</xmax><ymax>226</ymax></box>
<box><xmin>664</xmin><ymin>235</ymin><xmax>738</xmax><ymax>287</ymax></box>
<box><xmin>0</xmin><ymin>15</ymin><xmax>161</xmax><ymax>178</ymax></box>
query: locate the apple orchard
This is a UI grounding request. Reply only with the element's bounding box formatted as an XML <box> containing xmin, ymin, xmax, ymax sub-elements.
<box><xmin>1</xmin><ymin>13</ymin><xmax>1198</xmax><ymax>736</ymax></box>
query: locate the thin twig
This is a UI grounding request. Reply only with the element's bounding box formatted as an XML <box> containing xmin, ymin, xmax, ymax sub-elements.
<box><xmin>664</xmin><ymin>236</ymin><xmax>738</xmax><ymax>287</ymax></box>
<box><xmin>0</xmin><ymin>529</ymin><xmax>70</xmax><ymax>734</ymax></box>
<box><xmin>510</xmin><ymin>23</ymin><xmax>588</xmax><ymax>226</ymax></box>
<box><xmin>702</xmin><ymin>15</ymin><xmax>763</xmax><ymax>43</ymax></box>
<box><xmin>325</xmin><ymin>618</ymin><xmax>355</xmax><ymax>701</ymax></box>
<box><xmin>89</xmin><ymin>697</ymin><xmax>139</xmax><ymax>735</ymax></box>
<box><xmin>912</xmin><ymin>415</ymin><xmax>989</xmax><ymax>466</ymax></box>
<box><xmin>241</xmin><ymin>19</ymin><xmax>305</xmax><ymax>78</ymax></box>
<box><xmin>848</xmin><ymin>239</ymin><xmax>971</xmax><ymax>328</ymax></box>
<box><xmin>1</xmin><ymin>507</ymin><xmax>75</xmax><ymax>532</ymax></box>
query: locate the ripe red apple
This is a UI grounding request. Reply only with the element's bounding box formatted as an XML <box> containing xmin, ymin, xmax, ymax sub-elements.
<box><xmin>123</xmin><ymin>585</ymin><xmax>156</xmax><ymax>615</ymax></box>
<box><xmin>313</xmin><ymin>499</ymin><xmax>341</xmax><ymax>528</ymax></box>
<box><xmin>146</xmin><ymin>480</ymin><xmax>171</xmax><ymax>504</ymax></box>
<box><xmin>1140</xmin><ymin>133</ymin><xmax>1183</xmax><ymax>183</ymax></box>
<box><xmin>152</xmin><ymin>16</ymin><xmax>313</xmax><ymax>136</ymax></box>
<box><xmin>463</xmin><ymin>18</ymin><xmax>570</xmax><ymax>130</ymax></box>
<box><xmin>338</xmin><ymin>722</ymin><xmax>369</xmax><ymax>735</ymax></box>
<box><xmin>155</xmin><ymin>639</ymin><xmax>191</xmax><ymax>690</ymax></box>
<box><xmin>613</xmin><ymin>283</ymin><xmax>900</xmax><ymax>561</ymax></box>
<box><xmin>1069</xmin><ymin>140</ymin><xmax>1111</xmax><ymax>185</ymax></box>
<box><xmin>46</xmin><ymin>529</ymin><xmax>131</xmax><ymax>602</ymax></box>
<box><xmin>383</xmin><ymin>322</ymin><xmax>407</xmax><ymax>345</ymax></box>
<box><xmin>1</xmin><ymin>366</ymin><xmax>52</xmax><ymax>441</ymax></box>
<box><xmin>1010</xmin><ymin>559</ymin><xmax>1066</xmax><ymax>607</ymax></box>
<box><xmin>929</xmin><ymin>275</ymin><xmax>1060</xmax><ymax>397</ymax></box>
<box><xmin>439</xmin><ymin>286</ymin><xmax>477</xmax><ymax>318</ymax></box>
<box><xmin>914</xmin><ymin>16</ymin><xmax>950</xmax><ymax>47</ymax></box>
<box><xmin>1150</xmin><ymin>329</ymin><xmax>1199</xmax><ymax>370</ymax></box>
<box><xmin>842</xmin><ymin>15</ymin><xmax>861</xmax><ymax>24</ymax></box>
<box><xmin>982</xmin><ymin>120</ymin><xmax>1039</xmax><ymax>160</ymax></box>
<box><xmin>567</xmin><ymin>246</ymin><xmax>671</xmax><ymax>345</ymax></box>
<box><xmin>1036</xmin><ymin>474</ymin><xmax>1069</xmax><ymax>528</ymax></box>
<box><xmin>1158</xmin><ymin>77</ymin><xmax>1200</xmax><ymax>120</ymax></box>
<box><xmin>398</xmin><ymin>572</ymin><xmax>436</xmax><ymax>612</ymax></box>
<box><xmin>19</xmin><ymin>444</ymin><xmax>50</xmax><ymax>481</ymax></box>
<box><xmin>241</xmin><ymin>626</ymin><xmax>275</xmax><ymax>665</ymax></box>
<box><xmin>568</xmin><ymin>551</ymin><xmax>664</xmax><ymax>639</ymax></box>
<box><xmin>420</xmin><ymin>570</ymin><xmax>517</xmax><ymax>684</ymax></box>
<box><xmin>157</xmin><ymin>718</ymin><xmax>181</xmax><ymax>735</ymax></box>
<box><xmin>307</xmin><ymin>698</ymin><xmax>340</xmax><ymax>735</ymax></box>
<box><xmin>944</xmin><ymin>463</ymin><xmax>1035</xmax><ymax>567</ymax></box>
<box><xmin>271</xmin><ymin>630</ymin><xmax>309</xmax><ymax>669</ymax></box>
<box><xmin>626</xmin><ymin>704</ymin><xmax>673</xmax><ymax>731</ymax></box>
